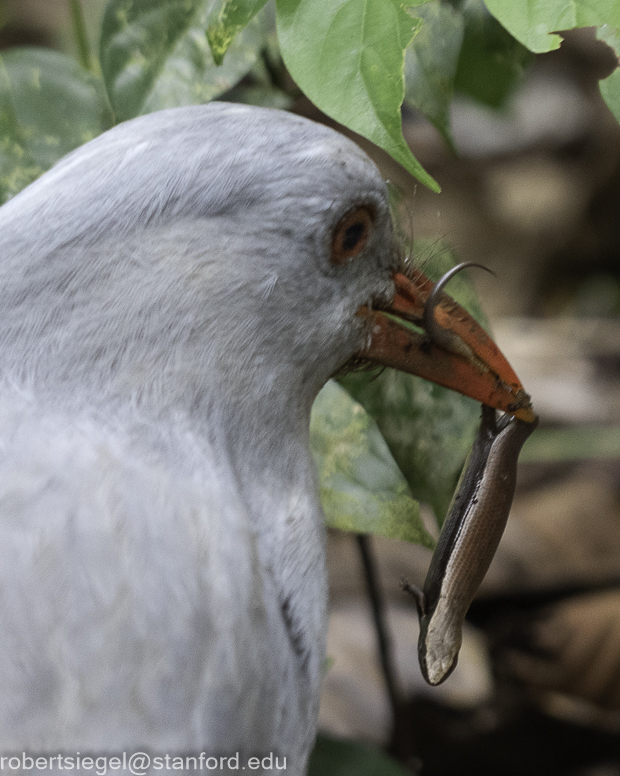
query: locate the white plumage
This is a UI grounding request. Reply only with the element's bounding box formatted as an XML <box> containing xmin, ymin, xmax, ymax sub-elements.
<box><xmin>0</xmin><ymin>103</ymin><xmax>398</xmax><ymax>772</ymax></box>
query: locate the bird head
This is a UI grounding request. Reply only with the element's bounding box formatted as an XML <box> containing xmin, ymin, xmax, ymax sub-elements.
<box><xmin>0</xmin><ymin>103</ymin><xmax>533</xmax><ymax>424</ymax></box>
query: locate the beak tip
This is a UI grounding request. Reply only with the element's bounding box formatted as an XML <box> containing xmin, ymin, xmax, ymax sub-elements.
<box><xmin>512</xmin><ymin>406</ymin><xmax>538</xmax><ymax>424</ymax></box>
<box><xmin>505</xmin><ymin>389</ymin><xmax>537</xmax><ymax>424</ymax></box>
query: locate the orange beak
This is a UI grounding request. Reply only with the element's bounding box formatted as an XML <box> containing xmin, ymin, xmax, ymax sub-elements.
<box><xmin>359</xmin><ymin>269</ymin><xmax>536</xmax><ymax>423</ymax></box>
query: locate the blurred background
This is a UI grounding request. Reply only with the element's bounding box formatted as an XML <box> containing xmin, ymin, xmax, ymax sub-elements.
<box><xmin>3</xmin><ymin>2</ymin><xmax>620</xmax><ymax>773</ymax></box>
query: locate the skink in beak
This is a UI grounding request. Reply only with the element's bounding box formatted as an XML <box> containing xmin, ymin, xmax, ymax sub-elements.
<box><xmin>358</xmin><ymin>266</ymin><xmax>536</xmax><ymax>422</ymax></box>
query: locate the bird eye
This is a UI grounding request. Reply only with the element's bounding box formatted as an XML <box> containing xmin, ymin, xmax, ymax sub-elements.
<box><xmin>331</xmin><ymin>206</ymin><xmax>375</xmax><ymax>264</ymax></box>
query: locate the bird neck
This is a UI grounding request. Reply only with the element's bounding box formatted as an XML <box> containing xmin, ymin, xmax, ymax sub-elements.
<box><xmin>211</xmin><ymin>376</ymin><xmax>326</xmax><ymax>561</ymax></box>
<box><xmin>208</xmin><ymin>384</ymin><xmax>329</xmax><ymax>681</ymax></box>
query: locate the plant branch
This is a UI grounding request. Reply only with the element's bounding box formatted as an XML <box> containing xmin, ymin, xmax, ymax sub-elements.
<box><xmin>356</xmin><ymin>534</ymin><xmax>403</xmax><ymax>716</ymax></box>
<box><xmin>68</xmin><ymin>0</ymin><xmax>92</xmax><ymax>72</ymax></box>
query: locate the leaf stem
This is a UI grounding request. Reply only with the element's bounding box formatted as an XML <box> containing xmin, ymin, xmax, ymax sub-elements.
<box><xmin>68</xmin><ymin>0</ymin><xmax>92</xmax><ymax>72</ymax></box>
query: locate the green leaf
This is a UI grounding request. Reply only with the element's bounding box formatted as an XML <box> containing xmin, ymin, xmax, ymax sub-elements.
<box><xmin>600</xmin><ymin>65</ymin><xmax>620</xmax><ymax>123</ymax></box>
<box><xmin>206</xmin><ymin>0</ymin><xmax>269</xmax><ymax>65</ymax></box>
<box><xmin>454</xmin><ymin>0</ymin><xmax>531</xmax><ymax>108</ymax></box>
<box><xmin>100</xmin><ymin>0</ymin><xmax>267</xmax><ymax>121</ymax></box>
<box><xmin>308</xmin><ymin>734</ymin><xmax>412</xmax><ymax>776</ymax></box>
<box><xmin>404</xmin><ymin>0</ymin><xmax>464</xmax><ymax>148</ymax></box>
<box><xmin>341</xmin><ymin>243</ymin><xmax>488</xmax><ymax>522</ymax></box>
<box><xmin>485</xmin><ymin>0</ymin><xmax>620</xmax><ymax>54</ymax></box>
<box><xmin>310</xmin><ymin>380</ymin><xmax>433</xmax><ymax>548</ymax></box>
<box><xmin>0</xmin><ymin>48</ymin><xmax>112</xmax><ymax>203</ymax></box>
<box><xmin>340</xmin><ymin>370</ymin><xmax>480</xmax><ymax>524</ymax></box>
<box><xmin>483</xmin><ymin>0</ymin><xmax>620</xmax><ymax>120</ymax></box>
<box><xmin>275</xmin><ymin>0</ymin><xmax>440</xmax><ymax>192</ymax></box>
<box><xmin>598</xmin><ymin>25</ymin><xmax>620</xmax><ymax>122</ymax></box>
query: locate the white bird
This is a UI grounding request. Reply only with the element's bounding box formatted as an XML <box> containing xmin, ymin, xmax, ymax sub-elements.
<box><xmin>0</xmin><ymin>103</ymin><xmax>531</xmax><ymax>774</ymax></box>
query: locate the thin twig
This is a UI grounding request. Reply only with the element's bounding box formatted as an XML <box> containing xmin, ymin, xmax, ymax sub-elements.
<box><xmin>68</xmin><ymin>0</ymin><xmax>92</xmax><ymax>72</ymax></box>
<box><xmin>356</xmin><ymin>534</ymin><xmax>402</xmax><ymax>717</ymax></box>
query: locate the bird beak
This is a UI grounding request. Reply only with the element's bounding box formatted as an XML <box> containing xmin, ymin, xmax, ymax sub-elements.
<box><xmin>359</xmin><ymin>269</ymin><xmax>536</xmax><ymax>422</ymax></box>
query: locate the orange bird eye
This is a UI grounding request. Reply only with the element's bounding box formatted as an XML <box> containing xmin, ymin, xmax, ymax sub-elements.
<box><xmin>331</xmin><ymin>206</ymin><xmax>375</xmax><ymax>264</ymax></box>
